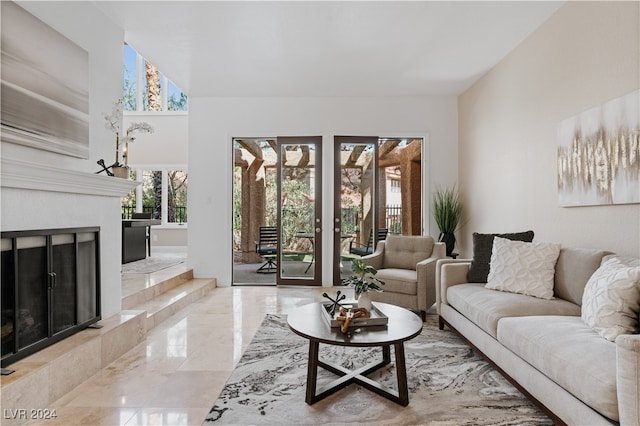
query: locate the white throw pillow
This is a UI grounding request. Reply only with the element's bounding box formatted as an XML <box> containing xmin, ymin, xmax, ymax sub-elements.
<box><xmin>485</xmin><ymin>237</ymin><xmax>561</xmax><ymax>299</ymax></box>
<box><xmin>581</xmin><ymin>256</ymin><xmax>640</xmax><ymax>341</ymax></box>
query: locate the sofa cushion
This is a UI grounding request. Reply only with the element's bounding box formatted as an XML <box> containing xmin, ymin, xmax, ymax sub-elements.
<box><xmin>486</xmin><ymin>237</ymin><xmax>561</xmax><ymax>299</ymax></box>
<box><xmin>467</xmin><ymin>230</ymin><xmax>534</xmax><ymax>283</ymax></box>
<box><xmin>602</xmin><ymin>254</ymin><xmax>640</xmax><ymax>267</ymax></box>
<box><xmin>497</xmin><ymin>316</ymin><xmax>618</xmax><ymax>421</ymax></box>
<box><xmin>581</xmin><ymin>256</ymin><xmax>640</xmax><ymax>341</ymax></box>
<box><xmin>447</xmin><ymin>283</ymin><xmax>581</xmax><ymax>338</ymax></box>
<box><xmin>554</xmin><ymin>248</ymin><xmax>611</xmax><ymax>305</ymax></box>
<box><xmin>383</xmin><ymin>235</ymin><xmax>434</xmax><ymax>271</ymax></box>
<box><xmin>375</xmin><ymin>268</ymin><xmax>417</xmax><ymax>295</ymax></box>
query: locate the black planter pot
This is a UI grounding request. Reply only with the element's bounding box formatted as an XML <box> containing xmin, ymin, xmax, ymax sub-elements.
<box><xmin>438</xmin><ymin>232</ymin><xmax>456</xmax><ymax>257</ymax></box>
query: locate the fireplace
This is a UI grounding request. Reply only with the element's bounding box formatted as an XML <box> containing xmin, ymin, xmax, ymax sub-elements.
<box><xmin>1</xmin><ymin>227</ymin><xmax>100</xmax><ymax>368</ymax></box>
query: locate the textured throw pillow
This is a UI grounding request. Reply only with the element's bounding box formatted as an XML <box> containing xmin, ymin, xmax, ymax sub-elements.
<box><xmin>467</xmin><ymin>230</ymin><xmax>535</xmax><ymax>283</ymax></box>
<box><xmin>581</xmin><ymin>257</ymin><xmax>640</xmax><ymax>341</ymax></box>
<box><xmin>485</xmin><ymin>237</ymin><xmax>561</xmax><ymax>299</ymax></box>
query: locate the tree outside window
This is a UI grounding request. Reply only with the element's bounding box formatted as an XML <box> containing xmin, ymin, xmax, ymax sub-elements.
<box><xmin>168</xmin><ymin>170</ymin><xmax>188</xmax><ymax>223</ymax></box>
<box><xmin>121</xmin><ymin>169</ymin><xmax>188</xmax><ymax>224</ymax></box>
<box><xmin>123</xmin><ymin>44</ymin><xmax>187</xmax><ymax>112</ymax></box>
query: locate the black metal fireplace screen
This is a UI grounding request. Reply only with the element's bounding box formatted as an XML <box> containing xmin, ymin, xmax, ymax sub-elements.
<box><xmin>1</xmin><ymin>227</ymin><xmax>101</xmax><ymax>368</ymax></box>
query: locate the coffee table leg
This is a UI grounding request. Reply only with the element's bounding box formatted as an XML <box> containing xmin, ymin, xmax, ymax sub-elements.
<box><xmin>394</xmin><ymin>342</ymin><xmax>409</xmax><ymax>406</ymax></box>
<box><xmin>382</xmin><ymin>345</ymin><xmax>391</xmax><ymax>364</ymax></box>
<box><xmin>306</xmin><ymin>340</ymin><xmax>319</xmax><ymax>404</ymax></box>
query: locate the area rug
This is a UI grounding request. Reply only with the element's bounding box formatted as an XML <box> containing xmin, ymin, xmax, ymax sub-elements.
<box><xmin>203</xmin><ymin>314</ymin><xmax>552</xmax><ymax>425</ymax></box>
<box><xmin>121</xmin><ymin>253</ymin><xmax>186</xmax><ymax>274</ymax></box>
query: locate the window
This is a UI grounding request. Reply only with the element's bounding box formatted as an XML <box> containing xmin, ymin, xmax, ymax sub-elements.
<box><xmin>121</xmin><ymin>168</ymin><xmax>188</xmax><ymax>224</ymax></box>
<box><xmin>168</xmin><ymin>170</ymin><xmax>188</xmax><ymax>223</ymax></box>
<box><xmin>167</xmin><ymin>80</ymin><xmax>188</xmax><ymax>111</ymax></box>
<box><xmin>123</xmin><ymin>44</ymin><xmax>188</xmax><ymax>112</ymax></box>
<box><xmin>123</xmin><ymin>45</ymin><xmax>137</xmax><ymax>111</ymax></box>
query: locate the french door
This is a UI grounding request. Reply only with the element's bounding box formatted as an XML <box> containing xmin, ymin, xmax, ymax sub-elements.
<box><xmin>232</xmin><ymin>135</ymin><xmax>422</xmax><ymax>286</ymax></box>
<box><xmin>276</xmin><ymin>136</ymin><xmax>322</xmax><ymax>286</ymax></box>
<box><xmin>333</xmin><ymin>136</ymin><xmax>382</xmax><ymax>284</ymax></box>
<box><xmin>333</xmin><ymin>136</ymin><xmax>424</xmax><ymax>284</ymax></box>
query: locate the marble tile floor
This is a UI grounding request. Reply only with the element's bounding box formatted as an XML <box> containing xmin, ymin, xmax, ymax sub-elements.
<box><xmin>23</xmin><ymin>284</ymin><xmax>341</xmax><ymax>426</ymax></box>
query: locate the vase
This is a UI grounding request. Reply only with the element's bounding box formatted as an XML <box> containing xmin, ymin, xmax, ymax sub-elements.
<box><xmin>438</xmin><ymin>232</ymin><xmax>456</xmax><ymax>257</ymax></box>
<box><xmin>357</xmin><ymin>291</ymin><xmax>372</xmax><ymax>311</ymax></box>
<box><xmin>112</xmin><ymin>165</ymin><xmax>129</xmax><ymax>179</ymax></box>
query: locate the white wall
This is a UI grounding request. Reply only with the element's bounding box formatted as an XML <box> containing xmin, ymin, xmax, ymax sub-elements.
<box><xmin>458</xmin><ymin>2</ymin><xmax>640</xmax><ymax>257</ymax></box>
<box><xmin>2</xmin><ymin>2</ymin><xmax>126</xmax><ymax>318</ymax></box>
<box><xmin>124</xmin><ymin>112</ymin><xmax>188</xmax><ymax>166</ymax></box>
<box><xmin>188</xmin><ymin>96</ymin><xmax>458</xmax><ymax>285</ymax></box>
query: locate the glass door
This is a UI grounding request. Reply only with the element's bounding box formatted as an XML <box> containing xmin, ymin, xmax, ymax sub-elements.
<box><xmin>333</xmin><ymin>136</ymin><xmax>380</xmax><ymax>284</ymax></box>
<box><xmin>277</xmin><ymin>136</ymin><xmax>322</xmax><ymax>286</ymax></box>
<box><xmin>334</xmin><ymin>136</ymin><xmax>424</xmax><ymax>284</ymax></box>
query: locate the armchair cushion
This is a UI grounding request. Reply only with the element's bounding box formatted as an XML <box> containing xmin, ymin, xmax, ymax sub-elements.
<box><xmin>383</xmin><ymin>235</ymin><xmax>434</xmax><ymax>270</ymax></box>
<box><xmin>375</xmin><ymin>269</ymin><xmax>418</xmax><ymax>295</ymax></box>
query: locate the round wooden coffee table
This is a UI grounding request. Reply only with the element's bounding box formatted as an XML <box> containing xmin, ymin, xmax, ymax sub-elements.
<box><xmin>287</xmin><ymin>302</ymin><xmax>423</xmax><ymax>406</ymax></box>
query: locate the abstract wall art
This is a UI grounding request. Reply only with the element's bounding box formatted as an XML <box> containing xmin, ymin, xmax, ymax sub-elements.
<box><xmin>557</xmin><ymin>89</ymin><xmax>640</xmax><ymax>206</ymax></box>
<box><xmin>1</xmin><ymin>2</ymin><xmax>89</xmax><ymax>158</ymax></box>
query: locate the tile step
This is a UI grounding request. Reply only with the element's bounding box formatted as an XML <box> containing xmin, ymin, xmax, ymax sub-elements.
<box><xmin>0</xmin><ymin>310</ymin><xmax>147</xmax><ymax>425</ymax></box>
<box><xmin>121</xmin><ymin>268</ymin><xmax>194</xmax><ymax>310</ymax></box>
<box><xmin>0</xmin><ymin>269</ymin><xmax>217</xmax><ymax>425</ymax></box>
<box><xmin>136</xmin><ymin>277</ymin><xmax>218</xmax><ymax>330</ymax></box>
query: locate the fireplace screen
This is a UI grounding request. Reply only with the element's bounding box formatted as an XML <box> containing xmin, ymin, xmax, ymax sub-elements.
<box><xmin>1</xmin><ymin>227</ymin><xmax>100</xmax><ymax>367</ymax></box>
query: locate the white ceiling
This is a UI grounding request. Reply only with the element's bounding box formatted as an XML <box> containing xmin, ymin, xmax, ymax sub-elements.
<box><xmin>94</xmin><ymin>1</ymin><xmax>564</xmax><ymax>97</ymax></box>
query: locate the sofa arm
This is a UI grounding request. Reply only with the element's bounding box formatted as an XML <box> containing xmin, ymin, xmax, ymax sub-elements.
<box><xmin>616</xmin><ymin>333</ymin><xmax>640</xmax><ymax>426</ymax></box>
<box><xmin>435</xmin><ymin>259</ymin><xmax>472</xmax><ymax>314</ymax></box>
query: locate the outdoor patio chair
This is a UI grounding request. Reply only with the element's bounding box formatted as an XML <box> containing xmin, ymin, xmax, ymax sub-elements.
<box><xmin>349</xmin><ymin>228</ymin><xmax>388</xmax><ymax>257</ymax></box>
<box><xmin>256</xmin><ymin>226</ymin><xmax>278</xmax><ymax>273</ymax></box>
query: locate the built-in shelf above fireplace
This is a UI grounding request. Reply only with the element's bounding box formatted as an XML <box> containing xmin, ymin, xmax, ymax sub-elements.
<box><xmin>1</xmin><ymin>158</ymin><xmax>139</xmax><ymax>196</ymax></box>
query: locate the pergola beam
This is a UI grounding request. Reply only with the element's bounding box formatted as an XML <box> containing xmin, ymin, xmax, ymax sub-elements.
<box><xmin>345</xmin><ymin>145</ymin><xmax>366</xmax><ymax>168</ymax></box>
<box><xmin>378</xmin><ymin>139</ymin><xmax>421</xmax><ymax>167</ymax></box>
<box><xmin>236</xmin><ymin>139</ymin><xmax>264</xmax><ymax>160</ymax></box>
<box><xmin>379</xmin><ymin>139</ymin><xmax>400</xmax><ymax>159</ymax></box>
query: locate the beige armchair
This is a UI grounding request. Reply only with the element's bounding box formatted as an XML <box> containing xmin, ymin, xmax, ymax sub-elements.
<box><xmin>361</xmin><ymin>235</ymin><xmax>446</xmax><ymax>321</ymax></box>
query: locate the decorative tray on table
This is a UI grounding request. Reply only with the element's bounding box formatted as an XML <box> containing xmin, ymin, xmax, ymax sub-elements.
<box><xmin>321</xmin><ymin>302</ymin><xmax>389</xmax><ymax>328</ymax></box>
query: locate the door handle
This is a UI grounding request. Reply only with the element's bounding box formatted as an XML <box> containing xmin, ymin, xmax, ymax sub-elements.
<box><xmin>49</xmin><ymin>272</ymin><xmax>57</xmax><ymax>289</ymax></box>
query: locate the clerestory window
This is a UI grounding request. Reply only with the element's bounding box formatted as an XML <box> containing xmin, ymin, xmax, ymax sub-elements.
<box><xmin>123</xmin><ymin>44</ymin><xmax>188</xmax><ymax>112</ymax></box>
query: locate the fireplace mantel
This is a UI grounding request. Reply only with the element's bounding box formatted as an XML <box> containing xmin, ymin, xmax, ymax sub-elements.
<box><xmin>1</xmin><ymin>158</ymin><xmax>139</xmax><ymax>197</ymax></box>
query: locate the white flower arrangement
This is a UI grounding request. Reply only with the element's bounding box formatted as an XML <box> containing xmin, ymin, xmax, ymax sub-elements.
<box><xmin>103</xmin><ymin>100</ymin><xmax>154</xmax><ymax>167</ymax></box>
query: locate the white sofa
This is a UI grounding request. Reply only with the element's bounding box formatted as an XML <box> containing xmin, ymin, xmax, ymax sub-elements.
<box><xmin>436</xmin><ymin>246</ymin><xmax>640</xmax><ymax>425</ymax></box>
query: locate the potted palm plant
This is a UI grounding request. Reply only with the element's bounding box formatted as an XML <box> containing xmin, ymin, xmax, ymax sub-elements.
<box><xmin>342</xmin><ymin>258</ymin><xmax>384</xmax><ymax>310</ymax></box>
<box><xmin>433</xmin><ymin>185</ymin><xmax>463</xmax><ymax>257</ymax></box>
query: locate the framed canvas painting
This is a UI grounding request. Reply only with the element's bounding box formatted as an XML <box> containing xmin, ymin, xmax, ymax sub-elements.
<box><xmin>557</xmin><ymin>90</ymin><xmax>640</xmax><ymax>206</ymax></box>
<box><xmin>1</xmin><ymin>2</ymin><xmax>89</xmax><ymax>158</ymax></box>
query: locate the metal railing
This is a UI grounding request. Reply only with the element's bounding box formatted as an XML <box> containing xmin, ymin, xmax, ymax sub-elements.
<box><xmin>122</xmin><ymin>205</ymin><xmax>187</xmax><ymax>223</ymax></box>
<box><xmin>385</xmin><ymin>205</ymin><xmax>402</xmax><ymax>234</ymax></box>
<box><xmin>341</xmin><ymin>205</ymin><xmax>402</xmax><ymax>235</ymax></box>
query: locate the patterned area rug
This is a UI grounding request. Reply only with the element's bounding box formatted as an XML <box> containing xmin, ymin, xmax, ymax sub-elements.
<box><xmin>203</xmin><ymin>314</ymin><xmax>551</xmax><ymax>425</ymax></box>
